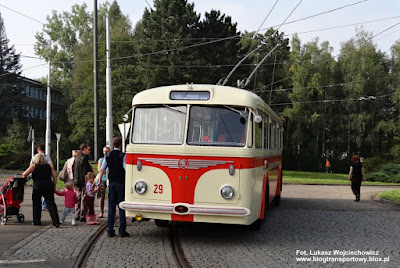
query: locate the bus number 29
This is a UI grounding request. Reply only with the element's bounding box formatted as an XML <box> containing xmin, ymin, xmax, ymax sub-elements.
<box><xmin>154</xmin><ymin>184</ymin><xmax>163</xmax><ymax>194</ymax></box>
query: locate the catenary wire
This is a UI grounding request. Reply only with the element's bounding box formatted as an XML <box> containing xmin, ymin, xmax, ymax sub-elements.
<box><xmin>0</xmin><ymin>3</ymin><xmax>45</xmax><ymax>25</ymax></box>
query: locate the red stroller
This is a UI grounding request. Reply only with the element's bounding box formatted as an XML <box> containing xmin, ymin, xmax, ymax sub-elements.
<box><xmin>0</xmin><ymin>175</ymin><xmax>27</xmax><ymax>225</ymax></box>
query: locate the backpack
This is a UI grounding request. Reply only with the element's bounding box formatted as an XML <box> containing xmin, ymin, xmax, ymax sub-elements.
<box><xmin>59</xmin><ymin>161</ymin><xmax>69</xmax><ymax>182</ymax></box>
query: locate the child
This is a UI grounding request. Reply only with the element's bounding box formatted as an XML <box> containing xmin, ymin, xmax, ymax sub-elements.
<box><xmin>55</xmin><ymin>182</ymin><xmax>78</xmax><ymax>226</ymax></box>
<box><xmin>85</xmin><ymin>172</ymin><xmax>100</xmax><ymax>225</ymax></box>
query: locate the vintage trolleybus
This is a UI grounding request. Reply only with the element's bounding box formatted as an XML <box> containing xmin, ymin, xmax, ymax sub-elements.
<box><xmin>120</xmin><ymin>84</ymin><xmax>283</xmax><ymax>228</ymax></box>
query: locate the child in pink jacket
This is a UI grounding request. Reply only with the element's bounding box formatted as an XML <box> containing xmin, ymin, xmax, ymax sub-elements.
<box><xmin>55</xmin><ymin>182</ymin><xmax>78</xmax><ymax>225</ymax></box>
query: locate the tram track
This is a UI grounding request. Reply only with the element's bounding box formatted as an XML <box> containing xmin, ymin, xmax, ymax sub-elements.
<box><xmin>74</xmin><ymin>220</ymin><xmax>190</xmax><ymax>268</ymax></box>
<box><xmin>169</xmin><ymin>222</ymin><xmax>191</xmax><ymax>268</ymax></box>
<box><xmin>73</xmin><ymin>221</ymin><xmax>107</xmax><ymax>268</ymax></box>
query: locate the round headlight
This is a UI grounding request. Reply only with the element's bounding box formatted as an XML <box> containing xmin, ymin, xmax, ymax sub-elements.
<box><xmin>135</xmin><ymin>180</ymin><xmax>147</xmax><ymax>194</ymax></box>
<box><xmin>220</xmin><ymin>185</ymin><xmax>234</xmax><ymax>199</ymax></box>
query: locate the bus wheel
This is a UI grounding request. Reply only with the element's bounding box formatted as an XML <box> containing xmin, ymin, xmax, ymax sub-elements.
<box><xmin>155</xmin><ymin>219</ymin><xmax>169</xmax><ymax>227</ymax></box>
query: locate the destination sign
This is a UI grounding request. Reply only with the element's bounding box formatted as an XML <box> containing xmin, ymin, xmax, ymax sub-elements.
<box><xmin>170</xmin><ymin>91</ymin><xmax>210</xmax><ymax>101</ymax></box>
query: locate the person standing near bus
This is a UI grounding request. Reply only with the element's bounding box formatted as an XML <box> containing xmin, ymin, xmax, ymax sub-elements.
<box><xmin>73</xmin><ymin>144</ymin><xmax>93</xmax><ymax>222</ymax></box>
<box><xmin>97</xmin><ymin>146</ymin><xmax>110</xmax><ymax>218</ymax></box>
<box><xmin>98</xmin><ymin>137</ymin><xmax>129</xmax><ymax>237</ymax></box>
<box><xmin>348</xmin><ymin>155</ymin><xmax>366</xmax><ymax>202</ymax></box>
<box><xmin>30</xmin><ymin>144</ymin><xmax>56</xmax><ymax>210</ymax></box>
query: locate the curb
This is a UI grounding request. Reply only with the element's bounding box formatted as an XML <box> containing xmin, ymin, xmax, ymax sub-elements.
<box><xmin>373</xmin><ymin>194</ymin><xmax>400</xmax><ymax>207</ymax></box>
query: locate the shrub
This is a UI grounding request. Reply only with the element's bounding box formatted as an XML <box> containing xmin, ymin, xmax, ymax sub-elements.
<box><xmin>363</xmin><ymin>156</ymin><xmax>389</xmax><ymax>172</ymax></box>
<box><xmin>366</xmin><ymin>172</ymin><xmax>390</xmax><ymax>182</ymax></box>
<box><xmin>365</xmin><ymin>163</ymin><xmax>400</xmax><ymax>183</ymax></box>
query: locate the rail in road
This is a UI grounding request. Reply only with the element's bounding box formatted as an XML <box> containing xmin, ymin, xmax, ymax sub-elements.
<box><xmin>1</xmin><ymin>184</ymin><xmax>399</xmax><ymax>267</ymax></box>
<box><xmin>74</xmin><ymin>221</ymin><xmax>190</xmax><ymax>268</ymax></box>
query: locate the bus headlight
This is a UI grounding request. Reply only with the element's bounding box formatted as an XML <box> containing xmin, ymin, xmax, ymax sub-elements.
<box><xmin>135</xmin><ymin>180</ymin><xmax>147</xmax><ymax>194</ymax></box>
<box><xmin>220</xmin><ymin>185</ymin><xmax>234</xmax><ymax>199</ymax></box>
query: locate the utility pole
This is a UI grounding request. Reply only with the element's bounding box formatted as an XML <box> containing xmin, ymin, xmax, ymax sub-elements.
<box><xmin>45</xmin><ymin>60</ymin><xmax>51</xmax><ymax>156</ymax></box>
<box><xmin>93</xmin><ymin>0</ymin><xmax>99</xmax><ymax>161</ymax></box>
<box><xmin>106</xmin><ymin>13</ymin><xmax>113</xmax><ymax>149</ymax></box>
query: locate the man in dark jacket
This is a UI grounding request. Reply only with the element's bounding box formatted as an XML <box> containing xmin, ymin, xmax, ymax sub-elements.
<box><xmin>73</xmin><ymin>143</ymin><xmax>93</xmax><ymax>221</ymax></box>
<box><xmin>98</xmin><ymin>137</ymin><xmax>129</xmax><ymax>237</ymax></box>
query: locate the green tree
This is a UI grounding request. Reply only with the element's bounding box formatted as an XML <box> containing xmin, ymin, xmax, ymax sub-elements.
<box><xmin>284</xmin><ymin>35</ymin><xmax>337</xmax><ymax>170</ymax></box>
<box><xmin>196</xmin><ymin>10</ymin><xmax>241</xmax><ymax>84</ymax></box>
<box><xmin>377</xmin><ymin>40</ymin><xmax>400</xmax><ymax>160</ymax></box>
<box><xmin>34</xmin><ymin>3</ymin><xmax>91</xmax><ymax>97</ymax></box>
<box><xmin>238</xmin><ymin>29</ymin><xmax>291</xmax><ymax>112</ymax></box>
<box><xmin>35</xmin><ymin>1</ymin><xmax>136</xmax><ymax>146</ymax></box>
<box><xmin>0</xmin><ymin>12</ymin><xmax>24</xmax><ymax>136</ymax></box>
<box><xmin>338</xmin><ymin>29</ymin><xmax>391</xmax><ymax>158</ymax></box>
<box><xmin>133</xmin><ymin>0</ymin><xmax>200</xmax><ymax>88</ymax></box>
<box><xmin>69</xmin><ymin>2</ymin><xmax>136</xmax><ymax>145</ymax></box>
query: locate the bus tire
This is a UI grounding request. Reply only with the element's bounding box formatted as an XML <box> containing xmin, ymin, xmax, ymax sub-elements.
<box><xmin>275</xmin><ymin>172</ymin><xmax>282</xmax><ymax>206</ymax></box>
<box><xmin>248</xmin><ymin>181</ymin><xmax>269</xmax><ymax>231</ymax></box>
<box><xmin>154</xmin><ymin>219</ymin><xmax>169</xmax><ymax>227</ymax></box>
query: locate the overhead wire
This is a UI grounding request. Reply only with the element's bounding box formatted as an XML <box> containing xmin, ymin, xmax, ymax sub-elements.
<box><xmin>7</xmin><ymin>0</ymin><xmax>381</xmax><ymax>68</ymax></box>
<box><xmin>11</xmin><ymin>15</ymin><xmax>400</xmax><ymax>46</ymax></box>
<box><xmin>259</xmin><ymin>0</ymin><xmax>369</xmax><ymax>32</ymax></box>
<box><xmin>269</xmin><ymin>92</ymin><xmax>394</xmax><ymax>107</ymax></box>
<box><xmin>254</xmin><ymin>0</ymin><xmax>279</xmax><ymax>36</ymax></box>
<box><xmin>264</xmin><ymin>20</ymin><xmax>400</xmax><ymax>91</ymax></box>
<box><xmin>0</xmin><ymin>3</ymin><xmax>45</xmax><ymax>25</ymax></box>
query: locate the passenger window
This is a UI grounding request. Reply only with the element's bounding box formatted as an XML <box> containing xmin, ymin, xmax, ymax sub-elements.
<box><xmin>255</xmin><ymin>121</ymin><xmax>262</xmax><ymax>149</ymax></box>
<box><xmin>264</xmin><ymin>115</ymin><xmax>269</xmax><ymax>149</ymax></box>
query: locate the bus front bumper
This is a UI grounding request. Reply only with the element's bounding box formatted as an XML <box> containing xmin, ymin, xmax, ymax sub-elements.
<box><xmin>119</xmin><ymin>201</ymin><xmax>250</xmax><ymax>217</ymax></box>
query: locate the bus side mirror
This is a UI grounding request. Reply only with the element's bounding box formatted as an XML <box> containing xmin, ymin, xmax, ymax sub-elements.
<box><xmin>123</xmin><ymin>114</ymin><xmax>129</xmax><ymax>122</ymax></box>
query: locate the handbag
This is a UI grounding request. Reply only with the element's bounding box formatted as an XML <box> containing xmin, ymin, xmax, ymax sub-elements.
<box><xmin>58</xmin><ymin>161</ymin><xmax>69</xmax><ymax>182</ymax></box>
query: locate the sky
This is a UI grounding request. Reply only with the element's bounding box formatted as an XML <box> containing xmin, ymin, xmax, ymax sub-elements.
<box><xmin>0</xmin><ymin>0</ymin><xmax>399</xmax><ymax>79</ymax></box>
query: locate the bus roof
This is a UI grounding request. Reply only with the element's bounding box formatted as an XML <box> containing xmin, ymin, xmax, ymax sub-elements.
<box><xmin>132</xmin><ymin>84</ymin><xmax>282</xmax><ymax>124</ymax></box>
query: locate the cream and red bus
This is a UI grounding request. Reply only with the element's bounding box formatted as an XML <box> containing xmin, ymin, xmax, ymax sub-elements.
<box><xmin>119</xmin><ymin>84</ymin><xmax>283</xmax><ymax>228</ymax></box>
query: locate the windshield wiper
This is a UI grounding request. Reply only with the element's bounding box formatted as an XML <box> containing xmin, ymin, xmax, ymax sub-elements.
<box><xmin>163</xmin><ymin>105</ymin><xmax>186</xmax><ymax>114</ymax></box>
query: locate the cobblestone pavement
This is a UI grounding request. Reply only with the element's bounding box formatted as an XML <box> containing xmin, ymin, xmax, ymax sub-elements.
<box><xmin>86</xmin><ymin>221</ymin><xmax>176</xmax><ymax>268</ymax></box>
<box><xmin>1</xmin><ymin>184</ymin><xmax>399</xmax><ymax>267</ymax></box>
<box><xmin>178</xmin><ymin>185</ymin><xmax>400</xmax><ymax>268</ymax></box>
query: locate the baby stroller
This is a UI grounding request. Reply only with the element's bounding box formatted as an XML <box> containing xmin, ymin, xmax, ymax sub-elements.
<box><xmin>0</xmin><ymin>175</ymin><xmax>27</xmax><ymax>225</ymax></box>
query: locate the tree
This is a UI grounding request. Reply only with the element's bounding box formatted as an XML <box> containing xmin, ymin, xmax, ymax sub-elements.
<box><xmin>283</xmin><ymin>35</ymin><xmax>337</xmax><ymax>170</ymax></box>
<box><xmin>338</xmin><ymin>29</ymin><xmax>391</xmax><ymax>158</ymax></box>
<box><xmin>238</xmin><ymin>29</ymin><xmax>291</xmax><ymax>112</ymax></box>
<box><xmin>0</xmin><ymin>12</ymin><xmax>24</xmax><ymax>136</ymax></box>
<box><xmin>35</xmin><ymin>1</ymin><xmax>137</xmax><ymax>146</ymax></box>
<box><xmin>195</xmin><ymin>10</ymin><xmax>241</xmax><ymax>84</ymax></box>
<box><xmin>34</xmin><ymin>3</ymin><xmax>92</xmax><ymax>97</ymax></box>
<box><xmin>133</xmin><ymin>0</ymin><xmax>201</xmax><ymax>88</ymax></box>
<box><xmin>377</xmin><ymin>40</ymin><xmax>400</xmax><ymax>160</ymax></box>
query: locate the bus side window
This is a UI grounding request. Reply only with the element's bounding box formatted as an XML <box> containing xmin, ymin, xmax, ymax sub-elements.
<box><xmin>255</xmin><ymin>120</ymin><xmax>262</xmax><ymax>149</ymax></box>
<box><xmin>269</xmin><ymin>119</ymin><xmax>273</xmax><ymax>149</ymax></box>
<box><xmin>264</xmin><ymin>115</ymin><xmax>269</xmax><ymax>149</ymax></box>
<box><xmin>247</xmin><ymin>114</ymin><xmax>253</xmax><ymax>148</ymax></box>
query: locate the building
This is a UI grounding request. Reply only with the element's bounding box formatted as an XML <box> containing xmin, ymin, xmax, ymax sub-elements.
<box><xmin>18</xmin><ymin>76</ymin><xmax>65</xmax><ymax>121</ymax></box>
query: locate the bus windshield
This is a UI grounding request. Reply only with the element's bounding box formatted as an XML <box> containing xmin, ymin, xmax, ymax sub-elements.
<box><xmin>132</xmin><ymin>105</ymin><xmax>187</xmax><ymax>144</ymax></box>
<box><xmin>187</xmin><ymin>106</ymin><xmax>247</xmax><ymax>147</ymax></box>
